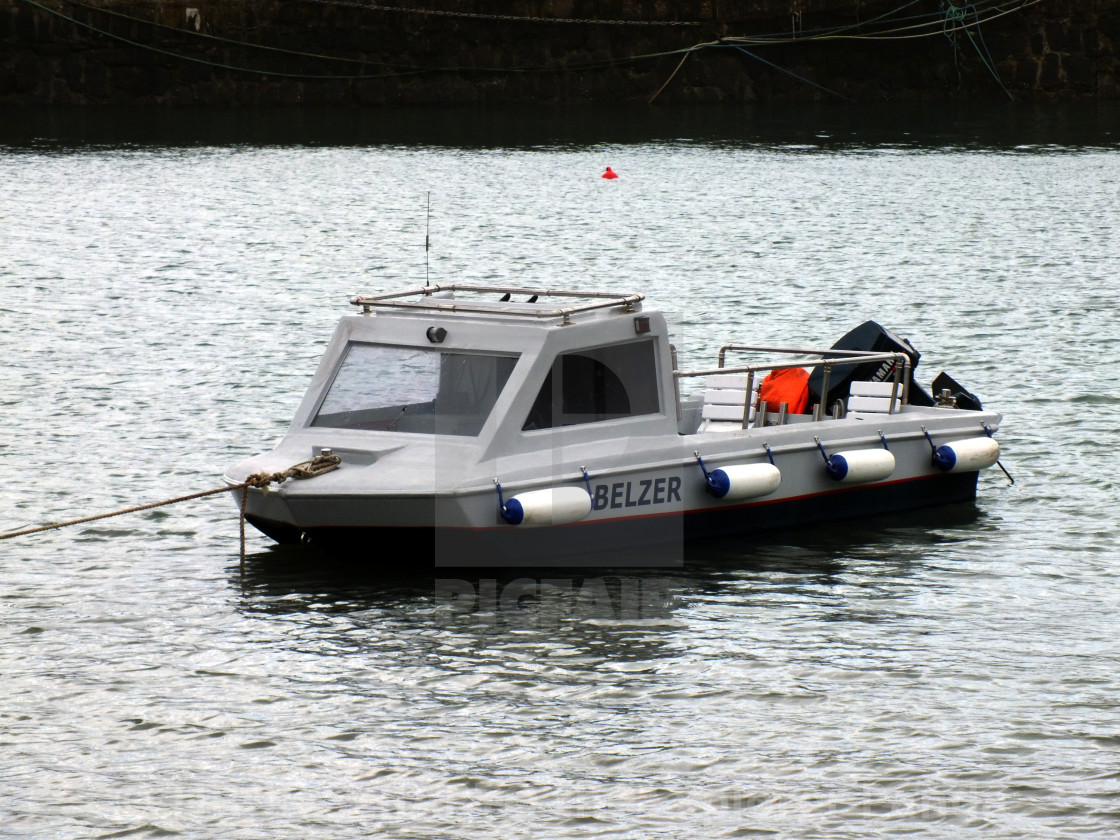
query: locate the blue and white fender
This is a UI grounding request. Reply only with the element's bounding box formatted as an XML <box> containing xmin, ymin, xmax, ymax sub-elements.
<box><xmin>824</xmin><ymin>449</ymin><xmax>896</xmax><ymax>483</ymax></box>
<box><xmin>816</xmin><ymin>436</ymin><xmax>896</xmax><ymax>484</ymax></box>
<box><xmin>498</xmin><ymin>486</ymin><xmax>592</xmax><ymax>527</ymax></box>
<box><xmin>696</xmin><ymin>452</ymin><xmax>781</xmax><ymax>500</ymax></box>
<box><xmin>931</xmin><ymin>437</ymin><xmax>1000</xmax><ymax>473</ymax></box>
<box><xmin>706</xmin><ymin>463</ymin><xmax>782</xmax><ymax>500</ymax></box>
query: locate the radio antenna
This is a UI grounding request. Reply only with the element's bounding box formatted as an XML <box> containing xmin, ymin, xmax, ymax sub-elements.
<box><xmin>424</xmin><ymin>191</ymin><xmax>430</xmax><ymax>287</ymax></box>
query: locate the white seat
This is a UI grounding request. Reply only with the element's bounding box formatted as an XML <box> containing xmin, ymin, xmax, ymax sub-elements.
<box><xmin>698</xmin><ymin>373</ymin><xmax>760</xmax><ymax>432</ymax></box>
<box><xmin>847</xmin><ymin>380</ymin><xmax>902</xmax><ymax>414</ymax></box>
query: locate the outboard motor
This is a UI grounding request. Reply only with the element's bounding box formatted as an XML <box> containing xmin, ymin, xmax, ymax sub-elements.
<box><xmin>808</xmin><ymin>321</ymin><xmax>934</xmax><ymax>410</ymax></box>
<box><xmin>931</xmin><ymin>371</ymin><xmax>983</xmax><ymax>411</ymax></box>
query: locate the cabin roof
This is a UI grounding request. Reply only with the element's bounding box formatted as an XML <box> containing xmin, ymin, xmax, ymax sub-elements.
<box><xmin>350</xmin><ymin>284</ymin><xmax>645</xmax><ymax>326</ymax></box>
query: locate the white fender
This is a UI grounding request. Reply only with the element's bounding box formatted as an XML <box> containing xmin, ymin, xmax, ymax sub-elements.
<box><xmin>827</xmin><ymin>449</ymin><xmax>896</xmax><ymax>484</ymax></box>
<box><xmin>708</xmin><ymin>463</ymin><xmax>782</xmax><ymax>500</ymax></box>
<box><xmin>504</xmin><ymin>486</ymin><xmax>592</xmax><ymax>527</ymax></box>
<box><xmin>934</xmin><ymin>437</ymin><xmax>1000</xmax><ymax>472</ymax></box>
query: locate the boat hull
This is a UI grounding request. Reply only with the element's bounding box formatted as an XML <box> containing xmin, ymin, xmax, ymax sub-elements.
<box><xmin>242</xmin><ymin>470</ymin><xmax>980</xmax><ymax>568</ymax></box>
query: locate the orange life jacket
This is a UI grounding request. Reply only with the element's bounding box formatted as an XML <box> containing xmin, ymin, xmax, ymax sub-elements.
<box><xmin>759</xmin><ymin>367</ymin><xmax>810</xmax><ymax>414</ymax></box>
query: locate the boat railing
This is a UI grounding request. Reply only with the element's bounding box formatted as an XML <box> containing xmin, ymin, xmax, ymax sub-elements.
<box><xmin>674</xmin><ymin>345</ymin><xmax>911</xmax><ymax>426</ymax></box>
<box><xmin>350</xmin><ymin>284</ymin><xmax>644</xmax><ymax>325</ymax></box>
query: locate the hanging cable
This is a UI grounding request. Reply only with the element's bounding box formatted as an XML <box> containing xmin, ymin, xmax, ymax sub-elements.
<box><xmin>730</xmin><ymin>45</ymin><xmax>852</xmax><ymax>102</ymax></box>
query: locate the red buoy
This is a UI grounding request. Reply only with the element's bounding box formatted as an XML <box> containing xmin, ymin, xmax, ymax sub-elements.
<box><xmin>601</xmin><ymin>166</ymin><xmax>618</xmax><ymax>179</ymax></box>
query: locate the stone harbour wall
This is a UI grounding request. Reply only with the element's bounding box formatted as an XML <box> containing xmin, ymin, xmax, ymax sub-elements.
<box><xmin>1</xmin><ymin>0</ymin><xmax>1117</xmax><ymax>105</ymax></box>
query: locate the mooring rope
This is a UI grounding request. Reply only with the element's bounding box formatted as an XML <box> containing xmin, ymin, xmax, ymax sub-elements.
<box><xmin>941</xmin><ymin>1</ymin><xmax>1015</xmax><ymax>101</ymax></box>
<box><xmin>0</xmin><ymin>453</ymin><xmax>342</xmax><ymax>565</ymax></box>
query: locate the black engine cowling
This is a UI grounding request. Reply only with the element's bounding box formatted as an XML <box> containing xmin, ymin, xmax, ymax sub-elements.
<box><xmin>930</xmin><ymin>371</ymin><xmax>983</xmax><ymax>410</ymax></box>
<box><xmin>807</xmin><ymin>321</ymin><xmax>934</xmax><ymax>410</ymax></box>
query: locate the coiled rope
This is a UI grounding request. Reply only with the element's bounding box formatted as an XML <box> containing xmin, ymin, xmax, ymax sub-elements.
<box><xmin>0</xmin><ymin>453</ymin><xmax>342</xmax><ymax>565</ymax></box>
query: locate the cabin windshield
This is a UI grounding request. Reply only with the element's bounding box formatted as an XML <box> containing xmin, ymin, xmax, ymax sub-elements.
<box><xmin>311</xmin><ymin>343</ymin><xmax>518</xmax><ymax>436</ymax></box>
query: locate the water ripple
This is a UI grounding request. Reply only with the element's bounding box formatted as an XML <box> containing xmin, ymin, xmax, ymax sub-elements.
<box><xmin>2</xmin><ymin>108</ymin><xmax>1119</xmax><ymax>839</ymax></box>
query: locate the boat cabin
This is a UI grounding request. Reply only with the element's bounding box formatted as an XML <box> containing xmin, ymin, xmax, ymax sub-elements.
<box><xmin>299</xmin><ymin>286</ymin><xmax>682</xmax><ymax>461</ymax></box>
<box><xmin>303</xmin><ymin>284</ymin><xmax>917</xmax><ymax>452</ymax></box>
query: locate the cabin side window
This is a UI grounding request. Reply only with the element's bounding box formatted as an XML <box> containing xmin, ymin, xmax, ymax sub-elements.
<box><xmin>311</xmin><ymin>343</ymin><xmax>518</xmax><ymax>436</ymax></box>
<box><xmin>522</xmin><ymin>340</ymin><xmax>660</xmax><ymax>431</ymax></box>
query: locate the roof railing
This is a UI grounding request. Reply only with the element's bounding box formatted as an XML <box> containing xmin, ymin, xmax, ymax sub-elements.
<box><xmin>350</xmin><ymin>284</ymin><xmax>644</xmax><ymax>326</ymax></box>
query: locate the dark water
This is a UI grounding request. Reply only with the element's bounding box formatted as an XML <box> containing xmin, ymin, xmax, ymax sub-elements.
<box><xmin>2</xmin><ymin>104</ymin><xmax>1119</xmax><ymax>838</ymax></box>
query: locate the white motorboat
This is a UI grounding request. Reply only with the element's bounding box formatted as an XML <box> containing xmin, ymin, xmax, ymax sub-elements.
<box><xmin>225</xmin><ymin>285</ymin><xmax>1003</xmax><ymax>566</ymax></box>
